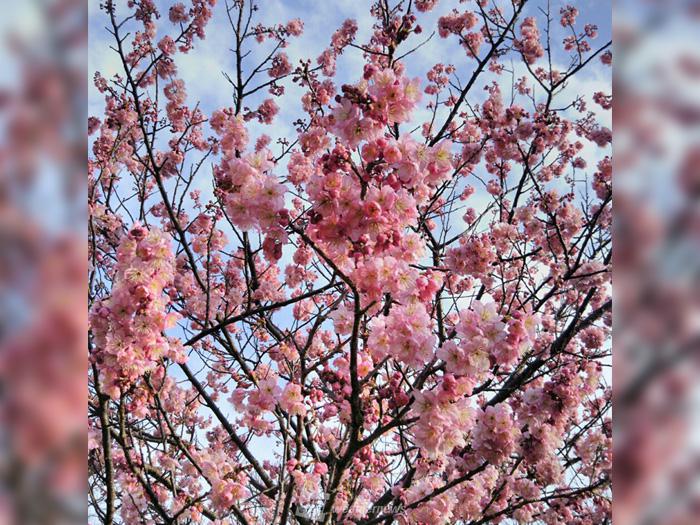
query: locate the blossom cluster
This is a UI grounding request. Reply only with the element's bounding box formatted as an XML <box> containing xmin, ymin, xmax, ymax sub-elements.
<box><xmin>368</xmin><ymin>302</ymin><xmax>436</xmax><ymax>367</ymax></box>
<box><xmin>211</xmin><ymin>109</ymin><xmax>286</xmax><ymax>233</ymax></box>
<box><xmin>411</xmin><ymin>378</ymin><xmax>474</xmax><ymax>458</ymax></box>
<box><xmin>329</xmin><ymin>66</ymin><xmax>421</xmax><ymax>148</ymax></box>
<box><xmin>90</xmin><ymin>226</ymin><xmax>179</xmax><ymax>398</ymax></box>
<box><xmin>517</xmin><ymin>17</ymin><xmax>545</xmax><ymax>64</ymax></box>
<box><xmin>472</xmin><ymin>403</ymin><xmax>519</xmax><ymax>463</ymax></box>
<box><xmin>437</xmin><ymin>10</ymin><xmax>483</xmax><ymax>57</ymax></box>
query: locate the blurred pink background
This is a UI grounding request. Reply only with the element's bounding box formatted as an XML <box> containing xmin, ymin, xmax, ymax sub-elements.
<box><xmin>615</xmin><ymin>1</ymin><xmax>700</xmax><ymax>523</ymax></box>
<box><xmin>0</xmin><ymin>0</ymin><xmax>86</xmax><ymax>523</ymax></box>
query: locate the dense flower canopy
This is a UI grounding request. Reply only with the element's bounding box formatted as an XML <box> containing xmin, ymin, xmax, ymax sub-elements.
<box><xmin>88</xmin><ymin>0</ymin><xmax>611</xmax><ymax>523</ymax></box>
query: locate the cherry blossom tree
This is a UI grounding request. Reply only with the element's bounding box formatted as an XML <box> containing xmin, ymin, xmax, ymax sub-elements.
<box><xmin>88</xmin><ymin>0</ymin><xmax>611</xmax><ymax>523</ymax></box>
